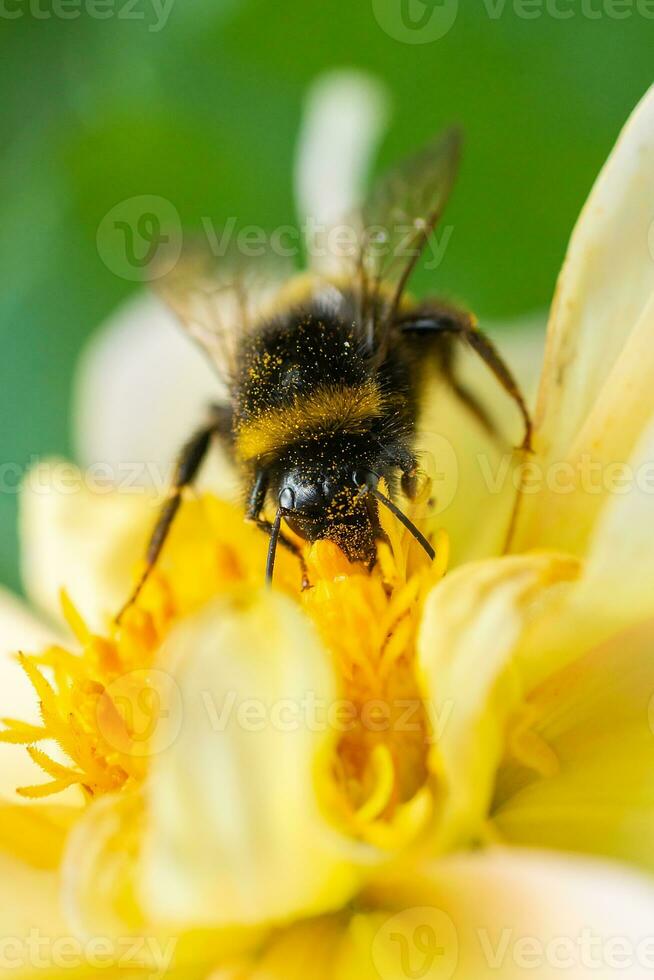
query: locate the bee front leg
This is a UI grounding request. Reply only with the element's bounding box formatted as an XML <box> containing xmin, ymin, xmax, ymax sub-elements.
<box><xmin>116</xmin><ymin>413</ymin><xmax>226</xmax><ymax>622</ymax></box>
<box><xmin>245</xmin><ymin>471</ymin><xmax>310</xmax><ymax>590</ymax></box>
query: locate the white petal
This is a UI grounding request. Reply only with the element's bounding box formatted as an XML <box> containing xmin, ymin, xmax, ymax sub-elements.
<box><xmin>294</xmin><ymin>70</ymin><xmax>389</xmax><ymax>231</ymax></box>
<box><xmin>73</xmin><ymin>292</ymin><xmax>236</xmax><ymax>497</ymax></box>
<box><xmin>20</xmin><ymin>461</ymin><xmax>158</xmax><ymax>630</ymax></box>
<box><xmin>364</xmin><ymin>849</ymin><xmax>654</xmax><ymax>980</ymax></box>
<box><xmin>256</xmin><ymin>850</ymin><xmax>654</xmax><ymax>980</ymax></box>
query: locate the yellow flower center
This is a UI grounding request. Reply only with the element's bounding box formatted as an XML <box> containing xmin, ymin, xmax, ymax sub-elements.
<box><xmin>2</xmin><ymin>490</ymin><xmax>445</xmax><ymax>830</ymax></box>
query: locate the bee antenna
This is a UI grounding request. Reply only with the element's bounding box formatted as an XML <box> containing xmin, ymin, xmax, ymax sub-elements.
<box><xmin>266</xmin><ymin>508</ymin><xmax>284</xmax><ymax>586</ymax></box>
<box><xmin>368</xmin><ymin>487</ymin><xmax>435</xmax><ymax>562</ymax></box>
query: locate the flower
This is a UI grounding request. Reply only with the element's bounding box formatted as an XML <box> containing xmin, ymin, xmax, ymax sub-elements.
<box><xmin>2</xmin><ymin>75</ymin><xmax>654</xmax><ymax>978</ymax></box>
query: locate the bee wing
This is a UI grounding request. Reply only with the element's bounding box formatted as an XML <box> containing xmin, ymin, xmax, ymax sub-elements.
<box><xmin>360</xmin><ymin>126</ymin><xmax>462</xmax><ymax>314</ymax></box>
<box><xmin>152</xmin><ymin>243</ymin><xmax>291</xmax><ymax>387</ymax></box>
<box><xmin>307</xmin><ymin>127</ymin><xmax>462</xmax><ymax>347</ymax></box>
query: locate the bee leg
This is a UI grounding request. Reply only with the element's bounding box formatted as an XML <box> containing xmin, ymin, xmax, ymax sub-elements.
<box><xmin>437</xmin><ymin>337</ymin><xmax>506</xmax><ymax>448</ymax></box>
<box><xmin>245</xmin><ymin>471</ymin><xmax>310</xmax><ymax>589</ymax></box>
<box><xmin>384</xmin><ymin>448</ymin><xmax>425</xmax><ymax>502</ymax></box>
<box><xmin>400</xmin><ymin>305</ymin><xmax>532</xmax><ymax>452</ymax></box>
<box><xmin>116</xmin><ymin>418</ymin><xmax>222</xmax><ymax>622</ymax></box>
<box><xmin>255</xmin><ymin>518</ymin><xmax>310</xmax><ymax>590</ymax></box>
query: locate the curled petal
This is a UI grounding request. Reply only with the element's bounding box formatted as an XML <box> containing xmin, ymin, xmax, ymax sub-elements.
<box><xmin>139</xmin><ymin>590</ymin><xmax>360</xmax><ymax>928</ymax></box>
<box><xmin>494</xmin><ymin>616</ymin><xmax>654</xmax><ymax>873</ymax></box>
<box><xmin>513</xmin><ymin>85</ymin><xmax>654</xmax><ymax>555</ymax></box>
<box><xmin>418</xmin><ymin>553</ymin><xmax>579</xmax><ymax>851</ymax></box>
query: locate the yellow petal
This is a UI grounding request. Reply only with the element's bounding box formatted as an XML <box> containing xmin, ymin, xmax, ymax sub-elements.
<box><xmin>139</xmin><ymin>590</ymin><xmax>360</xmax><ymax>928</ymax></box>
<box><xmin>513</xmin><ymin>85</ymin><xmax>654</xmax><ymax>555</ymax></box>
<box><xmin>513</xmin><ymin>417</ymin><xmax>654</xmax><ymax>694</ymax></box>
<box><xmin>493</xmin><ymin>616</ymin><xmax>654</xmax><ymax>873</ymax></box>
<box><xmin>418</xmin><ymin>554</ymin><xmax>579</xmax><ymax>851</ymax></box>
<box><xmin>20</xmin><ymin>460</ymin><xmax>158</xmax><ymax>631</ymax></box>
<box><xmin>0</xmin><ymin>801</ymin><xmax>72</xmax><ymax>870</ymax></box>
<box><xmin>247</xmin><ymin>916</ymin><xmax>344</xmax><ymax>980</ymax></box>
<box><xmin>580</xmin><ymin>415</ymin><xmax>654</xmax><ymax>624</ymax></box>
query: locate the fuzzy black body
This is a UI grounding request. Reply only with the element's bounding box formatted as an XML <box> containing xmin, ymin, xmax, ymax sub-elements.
<box><xmin>230</xmin><ymin>291</ymin><xmax>421</xmax><ymax>564</ymax></box>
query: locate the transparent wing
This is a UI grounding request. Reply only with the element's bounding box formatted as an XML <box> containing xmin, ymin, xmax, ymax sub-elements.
<box><xmin>307</xmin><ymin>127</ymin><xmax>462</xmax><ymax>347</ymax></box>
<box><xmin>152</xmin><ymin>242</ymin><xmax>292</xmax><ymax>387</ymax></box>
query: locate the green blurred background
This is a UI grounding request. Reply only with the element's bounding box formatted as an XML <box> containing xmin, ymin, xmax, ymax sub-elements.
<box><xmin>1</xmin><ymin>0</ymin><xmax>652</xmax><ymax>593</ymax></box>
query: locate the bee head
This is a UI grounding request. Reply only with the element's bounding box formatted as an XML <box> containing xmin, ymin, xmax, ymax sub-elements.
<box><xmin>270</xmin><ymin>442</ymin><xmax>384</xmax><ymax>563</ymax></box>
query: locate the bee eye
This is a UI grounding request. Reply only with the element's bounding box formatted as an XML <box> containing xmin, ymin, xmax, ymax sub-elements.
<box><xmin>279</xmin><ymin>487</ymin><xmax>295</xmax><ymax>510</ymax></box>
<box><xmin>352</xmin><ymin>469</ymin><xmax>377</xmax><ymax>490</ymax></box>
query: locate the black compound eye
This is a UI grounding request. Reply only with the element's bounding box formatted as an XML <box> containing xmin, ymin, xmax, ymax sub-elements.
<box><xmin>279</xmin><ymin>487</ymin><xmax>295</xmax><ymax>510</ymax></box>
<box><xmin>352</xmin><ymin>469</ymin><xmax>377</xmax><ymax>491</ymax></box>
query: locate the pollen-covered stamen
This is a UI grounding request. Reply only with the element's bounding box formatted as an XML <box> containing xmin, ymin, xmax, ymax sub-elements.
<box><xmin>301</xmin><ymin>520</ymin><xmax>447</xmax><ymax>832</ymax></box>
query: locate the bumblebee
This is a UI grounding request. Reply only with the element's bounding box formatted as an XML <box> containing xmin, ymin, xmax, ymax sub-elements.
<box><xmin>119</xmin><ymin>127</ymin><xmax>531</xmax><ymax>614</ymax></box>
